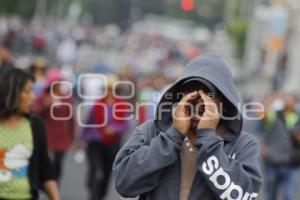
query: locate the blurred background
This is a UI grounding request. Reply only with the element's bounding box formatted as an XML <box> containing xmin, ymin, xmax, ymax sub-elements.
<box><xmin>1</xmin><ymin>0</ymin><xmax>300</xmax><ymax>199</ymax></box>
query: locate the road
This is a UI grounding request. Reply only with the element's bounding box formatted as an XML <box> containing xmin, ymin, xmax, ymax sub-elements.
<box><xmin>57</xmin><ymin>121</ymin><xmax>300</xmax><ymax>200</ymax></box>
<box><xmin>60</xmin><ymin>151</ymin><xmax>131</xmax><ymax>200</ymax></box>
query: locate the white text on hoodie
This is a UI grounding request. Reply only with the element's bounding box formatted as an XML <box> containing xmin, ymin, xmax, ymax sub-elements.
<box><xmin>202</xmin><ymin>155</ymin><xmax>258</xmax><ymax>200</ymax></box>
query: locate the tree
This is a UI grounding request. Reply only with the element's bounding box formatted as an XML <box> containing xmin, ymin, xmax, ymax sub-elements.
<box><xmin>0</xmin><ymin>0</ymin><xmax>37</xmax><ymax>19</ymax></box>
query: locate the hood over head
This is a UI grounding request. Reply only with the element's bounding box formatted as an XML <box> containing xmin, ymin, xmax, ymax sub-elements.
<box><xmin>154</xmin><ymin>54</ymin><xmax>243</xmax><ymax>141</ymax></box>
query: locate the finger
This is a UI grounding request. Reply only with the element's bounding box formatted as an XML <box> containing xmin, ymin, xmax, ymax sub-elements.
<box><xmin>202</xmin><ymin>99</ymin><xmax>219</xmax><ymax>117</ymax></box>
<box><xmin>205</xmin><ymin>102</ymin><xmax>219</xmax><ymax>114</ymax></box>
<box><xmin>199</xmin><ymin>90</ymin><xmax>217</xmax><ymax>108</ymax></box>
<box><xmin>180</xmin><ymin>91</ymin><xmax>198</xmax><ymax>103</ymax></box>
<box><xmin>203</xmin><ymin>100</ymin><xmax>218</xmax><ymax>108</ymax></box>
<box><xmin>198</xmin><ymin>90</ymin><xmax>213</xmax><ymax>102</ymax></box>
<box><xmin>202</xmin><ymin>108</ymin><xmax>220</xmax><ymax>121</ymax></box>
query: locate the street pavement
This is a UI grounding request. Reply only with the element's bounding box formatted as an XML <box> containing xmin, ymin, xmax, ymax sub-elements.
<box><xmin>57</xmin><ymin>148</ymin><xmax>298</xmax><ymax>200</ymax></box>
<box><xmin>60</xmin><ymin>151</ymin><xmax>130</xmax><ymax>200</ymax></box>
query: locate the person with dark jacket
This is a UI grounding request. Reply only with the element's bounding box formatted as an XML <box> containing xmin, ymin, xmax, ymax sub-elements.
<box><xmin>113</xmin><ymin>54</ymin><xmax>263</xmax><ymax>200</ymax></box>
<box><xmin>0</xmin><ymin>67</ymin><xmax>60</xmax><ymax>200</ymax></box>
<box><xmin>261</xmin><ymin>91</ymin><xmax>300</xmax><ymax>200</ymax></box>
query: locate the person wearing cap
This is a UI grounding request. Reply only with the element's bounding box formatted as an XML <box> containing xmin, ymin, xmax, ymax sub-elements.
<box><xmin>113</xmin><ymin>54</ymin><xmax>263</xmax><ymax>200</ymax></box>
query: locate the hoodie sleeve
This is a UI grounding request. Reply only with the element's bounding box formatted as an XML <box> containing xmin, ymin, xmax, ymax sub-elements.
<box><xmin>113</xmin><ymin>120</ymin><xmax>185</xmax><ymax>198</ymax></box>
<box><xmin>196</xmin><ymin>129</ymin><xmax>263</xmax><ymax>200</ymax></box>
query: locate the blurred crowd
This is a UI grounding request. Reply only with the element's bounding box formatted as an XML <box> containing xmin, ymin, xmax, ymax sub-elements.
<box><xmin>248</xmin><ymin>91</ymin><xmax>300</xmax><ymax>200</ymax></box>
<box><xmin>1</xmin><ymin>15</ymin><xmax>300</xmax><ymax>200</ymax></box>
<box><xmin>0</xmin><ymin>16</ymin><xmax>206</xmax><ymax>200</ymax></box>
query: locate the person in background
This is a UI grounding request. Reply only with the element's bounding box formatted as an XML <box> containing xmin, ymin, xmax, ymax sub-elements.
<box><xmin>0</xmin><ymin>67</ymin><xmax>60</xmax><ymax>200</ymax></box>
<box><xmin>0</xmin><ymin>46</ymin><xmax>13</xmax><ymax>68</ymax></box>
<box><xmin>29</xmin><ymin>57</ymin><xmax>48</xmax><ymax>97</ymax></box>
<box><xmin>33</xmin><ymin>68</ymin><xmax>75</xmax><ymax>183</ymax></box>
<box><xmin>117</xmin><ymin>66</ymin><xmax>137</xmax><ymax>107</ymax></box>
<box><xmin>260</xmin><ymin>91</ymin><xmax>300</xmax><ymax>200</ymax></box>
<box><xmin>81</xmin><ymin>74</ymin><xmax>130</xmax><ymax>200</ymax></box>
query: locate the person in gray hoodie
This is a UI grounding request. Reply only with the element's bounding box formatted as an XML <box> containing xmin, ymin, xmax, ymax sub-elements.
<box><xmin>113</xmin><ymin>54</ymin><xmax>263</xmax><ymax>200</ymax></box>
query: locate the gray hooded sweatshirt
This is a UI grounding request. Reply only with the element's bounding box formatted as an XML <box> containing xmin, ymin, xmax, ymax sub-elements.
<box><xmin>113</xmin><ymin>54</ymin><xmax>263</xmax><ymax>200</ymax></box>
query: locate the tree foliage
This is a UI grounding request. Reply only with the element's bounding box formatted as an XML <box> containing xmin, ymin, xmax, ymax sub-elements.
<box><xmin>0</xmin><ymin>0</ymin><xmax>225</xmax><ymax>29</ymax></box>
<box><xmin>0</xmin><ymin>0</ymin><xmax>37</xmax><ymax>19</ymax></box>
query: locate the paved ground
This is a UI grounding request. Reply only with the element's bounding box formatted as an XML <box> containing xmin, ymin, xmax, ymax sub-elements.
<box><xmin>59</xmin><ymin>123</ymin><xmax>137</xmax><ymax>200</ymax></box>
<box><xmin>56</xmin><ymin>126</ymin><xmax>300</xmax><ymax>200</ymax></box>
<box><xmin>60</xmin><ymin>151</ymin><xmax>128</xmax><ymax>200</ymax></box>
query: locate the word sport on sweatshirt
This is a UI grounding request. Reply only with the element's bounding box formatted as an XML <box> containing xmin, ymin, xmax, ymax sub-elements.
<box><xmin>202</xmin><ymin>155</ymin><xmax>258</xmax><ymax>200</ymax></box>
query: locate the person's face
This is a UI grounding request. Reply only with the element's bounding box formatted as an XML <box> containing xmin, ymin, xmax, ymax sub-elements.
<box><xmin>19</xmin><ymin>80</ymin><xmax>35</xmax><ymax>114</ymax></box>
